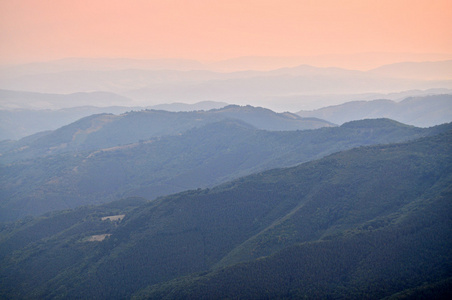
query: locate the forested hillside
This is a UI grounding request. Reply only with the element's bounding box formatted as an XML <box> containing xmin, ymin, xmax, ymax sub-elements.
<box><xmin>0</xmin><ymin>95</ymin><xmax>229</xmax><ymax>140</ymax></box>
<box><xmin>0</xmin><ymin>105</ymin><xmax>332</xmax><ymax>163</ymax></box>
<box><xmin>0</xmin><ymin>130</ymin><xmax>450</xmax><ymax>299</ymax></box>
<box><xmin>1</xmin><ymin>119</ymin><xmax>448</xmax><ymax>221</ymax></box>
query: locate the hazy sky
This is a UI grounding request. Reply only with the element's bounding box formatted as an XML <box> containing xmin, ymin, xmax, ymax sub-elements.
<box><xmin>1</xmin><ymin>0</ymin><xmax>451</xmax><ymax>64</ymax></box>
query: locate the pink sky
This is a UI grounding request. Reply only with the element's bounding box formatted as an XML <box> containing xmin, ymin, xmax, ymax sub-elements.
<box><xmin>1</xmin><ymin>0</ymin><xmax>451</xmax><ymax>65</ymax></box>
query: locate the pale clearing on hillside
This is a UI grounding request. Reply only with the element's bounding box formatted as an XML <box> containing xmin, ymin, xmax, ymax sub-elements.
<box><xmin>86</xmin><ymin>234</ymin><xmax>111</xmax><ymax>242</ymax></box>
<box><xmin>101</xmin><ymin>214</ymin><xmax>125</xmax><ymax>222</ymax></box>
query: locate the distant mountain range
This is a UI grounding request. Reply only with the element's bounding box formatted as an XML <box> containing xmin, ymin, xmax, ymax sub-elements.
<box><xmin>368</xmin><ymin>60</ymin><xmax>452</xmax><ymax>80</ymax></box>
<box><xmin>2</xmin><ymin>91</ymin><xmax>451</xmax><ymax>140</ymax></box>
<box><xmin>0</xmin><ymin>57</ymin><xmax>206</xmax><ymax>77</ymax></box>
<box><xmin>1</xmin><ymin>59</ymin><xmax>451</xmax><ymax>111</ymax></box>
<box><xmin>1</xmin><ymin>129</ymin><xmax>450</xmax><ymax>298</ymax></box>
<box><xmin>0</xmin><ymin>91</ymin><xmax>228</xmax><ymax>140</ymax></box>
<box><xmin>297</xmin><ymin>94</ymin><xmax>452</xmax><ymax>127</ymax></box>
<box><xmin>208</xmin><ymin>53</ymin><xmax>452</xmax><ymax>71</ymax></box>
<box><xmin>2</xmin><ymin>53</ymin><xmax>451</xmax><ymax>74</ymax></box>
<box><xmin>0</xmin><ymin>89</ymin><xmax>135</xmax><ymax>110</ymax></box>
<box><xmin>149</xmin><ymin>100</ymin><xmax>228</xmax><ymax>112</ymax></box>
<box><xmin>0</xmin><ymin>105</ymin><xmax>333</xmax><ymax>162</ymax></box>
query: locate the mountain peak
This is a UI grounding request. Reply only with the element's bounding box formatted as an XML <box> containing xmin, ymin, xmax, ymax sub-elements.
<box><xmin>340</xmin><ymin>118</ymin><xmax>413</xmax><ymax>129</ymax></box>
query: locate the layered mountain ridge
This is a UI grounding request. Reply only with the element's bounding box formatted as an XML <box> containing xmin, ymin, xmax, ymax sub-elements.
<box><xmin>3</xmin><ymin>117</ymin><xmax>447</xmax><ymax>221</ymax></box>
<box><xmin>1</xmin><ymin>129</ymin><xmax>450</xmax><ymax>299</ymax></box>
<box><xmin>0</xmin><ymin>105</ymin><xmax>333</xmax><ymax>163</ymax></box>
<box><xmin>297</xmin><ymin>94</ymin><xmax>452</xmax><ymax>127</ymax></box>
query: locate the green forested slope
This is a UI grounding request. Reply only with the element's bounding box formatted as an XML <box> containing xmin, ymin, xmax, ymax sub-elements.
<box><xmin>0</xmin><ymin>130</ymin><xmax>450</xmax><ymax>299</ymax></box>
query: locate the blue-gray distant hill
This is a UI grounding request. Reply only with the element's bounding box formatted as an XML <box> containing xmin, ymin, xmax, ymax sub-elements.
<box><xmin>0</xmin><ymin>89</ymin><xmax>134</xmax><ymax>110</ymax></box>
<box><xmin>0</xmin><ymin>88</ymin><xmax>228</xmax><ymax>140</ymax></box>
<box><xmin>0</xmin><ymin>105</ymin><xmax>333</xmax><ymax>163</ymax></box>
<box><xmin>297</xmin><ymin>94</ymin><xmax>452</xmax><ymax>127</ymax></box>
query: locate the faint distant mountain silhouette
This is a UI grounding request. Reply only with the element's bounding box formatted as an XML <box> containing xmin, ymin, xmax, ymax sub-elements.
<box><xmin>1</xmin><ymin>57</ymin><xmax>451</xmax><ymax>112</ymax></box>
<box><xmin>369</xmin><ymin>60</ymin><xmax>452</xmax><ymax>80</ymax></box>
<box><xmin>297</xmin><ymin>94</ymin><xmax>452</xmax><ymax>127</ymax></box>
